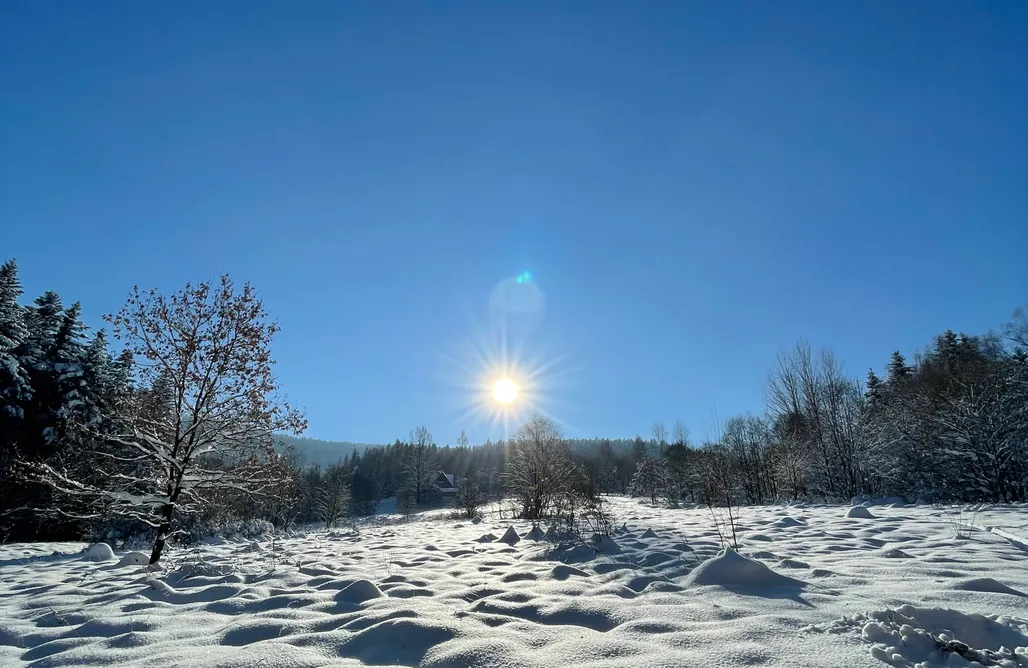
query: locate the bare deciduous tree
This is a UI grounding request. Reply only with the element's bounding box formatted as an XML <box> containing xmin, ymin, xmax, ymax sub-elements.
<box><xmin>651</xmin><ymin>421</ymin><xmax>667</xmax><ymax>452</ymax></box>
<box><xmin>454</xmin><ymin>429</ymin><xmax>470</xmax><ymax>474</ymax></box>
<box><xmin>23</xmin><ymin>276</ymin><xmax>306</xmax><ymax>563</ymax></box>
<box><xmin>397</xmin><ymin>482</ymin><xmax>416</xmax><ymax>522</ymax></box>
<box><xmin>503</xmin><ymin>415</ymin><xmax>576</xmax><ymax>520</ymax></box>
<box><xmin>766</xmin><ymin>340</ymin><xmax>864</xmax><ymax>500</ymax></box>
<box><xmin>455</xmin><ymin>474</ymin><xmax>485</xmax><ymax>519</ymax></box>
<box><xmin>404</xmin><ymin>425</ymin><xmax>436</xmax><ymax>505</ymax></box>
<box><xmin>1004</xmin><ymin>305</ymin><xmax>1028</xmax><ymax>350</ymax></box>
<box><xmin>673</xmin><ymin>420</ymin><xmax>689</xmax><ymax>447</ymax></box>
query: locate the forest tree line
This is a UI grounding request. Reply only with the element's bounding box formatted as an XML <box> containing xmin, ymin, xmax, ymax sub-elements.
<box><xmin>1</xmin><ymin>257</ymin><xmax>1026</xmax><ymax>560</ymax></box>
<box><xmin>292</xmin><ymin>309</ymin><xmax>1028</xmax><ymax>519</ymax></box>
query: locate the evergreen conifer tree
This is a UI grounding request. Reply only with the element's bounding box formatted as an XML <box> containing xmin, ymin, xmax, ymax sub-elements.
<box><xmin>887</xmin><ymin>351</ymin><xmax>910</xmax><ymax>383</ymax></box>
<box><xmin>0</xmin><ymin>259</ymin><xmax>32</xmax><ymax>420</ymax></box>
<box><xmin>865</xmin><ymin>368</ymin><xmax>882</xmax><ymax>405</ymax></box>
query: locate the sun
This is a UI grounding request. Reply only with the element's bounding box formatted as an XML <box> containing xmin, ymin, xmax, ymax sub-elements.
<box><xmin>442</xmin><ymin>281</ymin><xmax>574</xmax><ymax>439</ymax></box>
<box><xmin>492</xmin><ymin>377</ymin><xmax>519</xmax><ymax>405</ymax></box>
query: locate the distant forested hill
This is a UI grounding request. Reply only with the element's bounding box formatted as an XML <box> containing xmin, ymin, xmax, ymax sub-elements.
<box><xmin>274</xmin><ymin>433</ymin><xmax>642</xmax><ymax>469</ymax></box>
<box><xmin>275</xmin><ymin>435</ymin><xmax>383</xmax><ymax>467</ymax></box>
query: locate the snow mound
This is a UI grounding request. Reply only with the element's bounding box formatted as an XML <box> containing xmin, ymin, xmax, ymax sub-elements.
<box><xmin>115</xmin><ymin>551</ymin><xmax>150</xmax><ymax>567</ymax></box>
<box><xmin>83</xmin><ymin>543</ymin><xmax>115</xmax><ymax>562</ymax></box>
<box><xmin>335</xmin><ymin>579</ymin><xmax>383</xmax><ymax>604</ymax></box>
<box><xmin>685</xmin><ymin>548</ymin><xmax>806</xmax><ymax>592</ymax></box>
<box><xmin>498</xmin><ymin>526</ymin><xmax>521</xmax><ymax>545</ymax></box>
<box><xmin>953</xmin><ymin>577</ymin><xmax>1027</xmax><ymax>597</ymax></box>
<box><xmin>338</xmin><ymin>616</ymin><xmax>458</xmax><ymax>665</ymax></box>
<box><xmin>846</xmin><ymin>506</ymin><xmax>875</xmax><ymax>519</ymax></box>
<box><xmin>5</xmin><ymin>499</ymin><xmax>1028</xmax><ymax>668</ymax></box>
<box><xmin>591</xmin><ymin>534</ymin><xmax>621</xmax><ymax>554</ymax></box>
<box><xmin>777</xmin><ymin>558</ymin><xmax>810</xmax><ymax>569</ymax></box>
<box><xmin>524</xmin><ymin>525</ymin><xmax>545</xmax><ymax>541</ymax></box>
<box><xmin>550</xmin><ymin>564</ymin><xmax>590</xmax><ymax>580</ymax></box>
<box><xmin>547</xmin><ymin>543</ymin><xmax>597</xmax><ymax>564</ymax></box>
<box><xmin>856</xmin><ymin>605</ymin><xmax>1028</xmax><ymax>667</ymax></box>
<box><xmin>773</xmin><ymin>516</ymin><xmax>805</xmax><ymax>527</ymax></box>
<box><xmin>641</xmin><ymin>528</ymin><xmax>658</xmax><ymax>539</ymax></box>
<box><xmin>474</xmin><ymin>533</ymin><xmax>497</xmax><ymax>543</ymax></box>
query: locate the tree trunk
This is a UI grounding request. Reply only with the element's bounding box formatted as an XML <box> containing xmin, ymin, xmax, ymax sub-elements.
<box><xmin>149</xmin><ymin>479</ymin><xmax>182</xmax><ymax>565</ymax></box>
<box><xmin>149</xmin><ymin>501</ymin><xmax>176</xmax><ymax>565</ymax></box>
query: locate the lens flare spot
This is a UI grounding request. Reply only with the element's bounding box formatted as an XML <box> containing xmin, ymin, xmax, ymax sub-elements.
<box><xmin>492</xmin><ymin>378</ymin><xmax>519</xmax><ymax>405</ymax></box>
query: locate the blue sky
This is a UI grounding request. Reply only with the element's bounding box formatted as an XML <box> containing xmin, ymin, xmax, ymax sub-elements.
<box><xmin>2</xmin><ymin>2</ymin><xmax>1026</xmax><ymax>445</ymax></box>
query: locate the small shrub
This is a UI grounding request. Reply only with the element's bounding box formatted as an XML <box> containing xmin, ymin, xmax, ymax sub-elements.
<box><xmin>455</xmin><ymin>476</ymin><xmax>486</xmax><ymax>519</ymax></box>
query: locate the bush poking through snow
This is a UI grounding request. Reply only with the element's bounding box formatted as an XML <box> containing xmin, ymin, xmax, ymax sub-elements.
<box><xmin>685</xmin><ymin>548</ymin><xmax>806</xmax><ymax>592</ymax></box>
<box><xmin>591</xmin><ymin>534</ymin><xmax>622</xmax><ymax>554</ymax></box>
<box><xmin>708</xmin><ymin>505</ymin><xmax>741</xmax><ymax>550</ymax></box>
<box><xmin>950</xmin><ymin>508</ymin><xmax>980</xmax><ymax>540</ymax></box>
<box><xmin>180</xmin><ymin>518</ymin><xmax>276</xmax><ymax>545</ymax></box>
<box><xmin>455</xmin><ymin>475</ymin><xmax>486</xmax><ymax>519</ymax></box>
<box><xmin>498</xmin><ymin>526</ymin><xmax>521</xmax><ymax>545</ymax></box>
<box><xmin>502</xmin><ymin>416</ymin><xmax>577</xmax><ymax>520</ymax></box>
<box><xmin>524</xmin><ymin>525</ymin><xmax>545</xmax><ymax>540</ymax></box>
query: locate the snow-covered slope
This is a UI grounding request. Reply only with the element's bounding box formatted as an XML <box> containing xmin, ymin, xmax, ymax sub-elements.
<box><xmin>2</xmin><ymin>499</ymin><xmax>1027</xmax><ymax>667</ymax></box>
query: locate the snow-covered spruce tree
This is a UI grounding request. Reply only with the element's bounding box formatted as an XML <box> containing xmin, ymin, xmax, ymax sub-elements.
<box><xmin>24</xmin><ymin>276</ymin><xmax>306</xmax><ymax>564</ymax></box>
<box><xmin>49</xmin><ymin>302</ymin><xmax>89</xmax><ymax>440</ymax></box>
<box><xmin>503</xmin><ymin>415</ymin><xmax>576</xmax><ymax>520</ymax></box>
<box><xmin>858</xmin><ymin>329</ymin><xmax>1028</xmax><ymax>503</ymax></box>
<box><xmin>0</xmin><ymin>259</ymin><xmax>33</xmax><ymax>527</ymax></box>
<box><xmin>16</xmin><ymin>291</ymin><xmax>66</xmax><ymax>450</ymax></box>
<box><xmin>0</xmin><ymin>259</ymin><xmax>31</xmax><ymax>422</ymax></box>
<box><xmin>630</xmin><ymin>455</ymin><xmax>667</xmax><ymax>504</ymax></box>
<box><xmin>318</xmin><ymin>461</ymin><xmax>350</xmax><ymax>528</ymax></box>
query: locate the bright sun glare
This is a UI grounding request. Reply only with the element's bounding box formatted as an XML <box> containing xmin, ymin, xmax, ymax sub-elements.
<box><xmin>492</xmin><ymin>378</ymin><xmax>519</xmax><ymax>405</ymax></box>
<box><xmin>446</xmin><ymin>274</ymin><xmax>571</xmax><ymax>438</ymax></box>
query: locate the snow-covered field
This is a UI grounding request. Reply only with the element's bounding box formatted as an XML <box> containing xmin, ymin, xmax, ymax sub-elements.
<box><xmin>3</xmin><ymin>498</ymin><xmax>1028</xmax><ymax>668</ymax></box>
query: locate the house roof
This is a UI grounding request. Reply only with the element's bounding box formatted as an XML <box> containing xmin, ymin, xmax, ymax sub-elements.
<box><xmin>433</xmin><ymin>471</ymin><xmax>456</xmax><ymax>492</ymax></box>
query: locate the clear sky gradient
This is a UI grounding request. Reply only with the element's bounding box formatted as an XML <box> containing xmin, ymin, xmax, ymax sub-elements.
<box><xmin>2</xmin><ymin>2</ymin><xmax>1026</xmax><ymax>445</ymax></box>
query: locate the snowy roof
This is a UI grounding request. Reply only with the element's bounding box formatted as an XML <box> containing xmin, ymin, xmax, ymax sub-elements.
<box><xmin>434</xmin><ymin>471</ymin><xmax>456</xmax><ymax>492</ymax></box>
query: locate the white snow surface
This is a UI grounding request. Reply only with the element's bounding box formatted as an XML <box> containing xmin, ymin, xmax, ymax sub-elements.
<box><xmin>2</xmin><ymin>499</ymin><xmax>1028</xmax><ymax>667</ymax></box>
<box><xmin>83</xmin><ymin>542</ymin><xmax>116</xmax><ymax>562</ymax></box>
